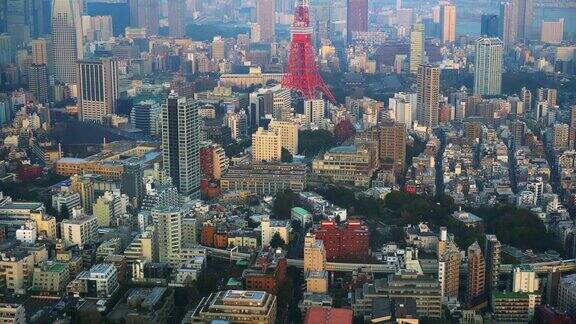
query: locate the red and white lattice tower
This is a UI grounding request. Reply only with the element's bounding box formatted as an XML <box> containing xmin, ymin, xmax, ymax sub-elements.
<box><xmin>281</xmin><ymin>0</ymin><xmax>336</xmax><ymax>104</ymax></box>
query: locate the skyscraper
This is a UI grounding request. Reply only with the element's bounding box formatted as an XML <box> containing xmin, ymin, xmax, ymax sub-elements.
<box><xmin>409</xmin><ymin>23</ymin><xmax>424</xmax><ymax>74</ymax></box>
<box><xmin>256</xmin><ymin>0</ymin><xmax>275</xmax><ymax>42</ymax></box>
<box><xmin>347</xmin><ymin>0</ymin><xmax>368</xmax><ymax>41</ymax></box>
<box><xmin>570</xmin><ymin>105</ymin><xmax>576</xmax><ymax>149</ymax></box>
<box><xmin>473</xmin><ymin>37</ymin><xmax>503</xmax><ymax>96</ymax></box>
<box><xmin>5</xmin><ymin>0</ymin><xmax>45</xmax><ymax>45</ymax></box>
<box><xmin>499</xmin><ymin>1</ymin><xmax>517</xmax><ymax>48</ymax></box>
<box><xmin>467</xmin><ymin>242</ymin><xmax>486</xmax><ymax>307</ymax></box>
<box><xmin>28</xmin><ymin>64</ymin><xmax>49</xmax><ymax>103</ymax></box>
<box><xmin>52</xmin><ymin>0</ymin><xmax>83</xmax><ymax>84</ymax></box>
<box><xmin>168</xmin><ymin>0</ymin><xmax>186</xmax><ymax>38</ymax></box>
<box><xmin>77</xmin><ymin>58</ymin><xmax>119</xmax><ymax>122</ymax></box>
<box><xmin>485</xmin><ymin>234</ymin><xmax>502</xmax><ymax>294</ymax></box>
<box><xmin>417</xmin><ymin>64</ymin><xmax>440</xmax><ymax>128</ymax></box>
<box><xmin>481</xmin><ymin>14</ymin><xmax>499</xmax><ymax>37</ymax></box>
<box><xmin>31</xmin><ymin>38</ymin><xmax>53</xmax><ymax>66</ymax></box>
<box><xmin>439</xmin><ymin>4</ymin><xmax>456</xmax><ymax>44</ymax></box>
<box><xmin>129</xmin><ymin>0</ymin><xmax>159</xmax><ymax>35</ymax></box>
<box><xmin>0</xmin><ymin>34</ymin><xmax>12</xmax><ymax>65</ymax></box>
<box><xmin>514</xmin><ymin>0</ymin><xmax>533</xmax><ymax>41</ymax></box>
<box><xmin>379</xmin><ymin>120</ymin><xmax>406</xmax><ymax>173</ymax></box>
<box><xmin>161</xmin><ymin>91</ymin><xmax>201</xmax><ymax>197</ymax></box>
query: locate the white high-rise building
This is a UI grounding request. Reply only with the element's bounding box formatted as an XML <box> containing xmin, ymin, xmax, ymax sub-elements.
<box><xmin>390</xmin><ymin>96</ymin><xmax>412</xmax><ymax>129</ymax></box>
<box><xmin>77</xmin><ymin>58</ymin><xmax>118</xmax><ymax>122</ymax></box>
<box><xmin>152</xmin><ymin>206</ymin><xmax>183</xmax><ymax>266</ymax></box>
<box><xmin>304</xmin><ymin>99</ymin><xmax>325</xmax><ymax>127</ymax></box>
<box><xmin>473</xmin><ymin>37</ymin><xmax>503</xmax><ymax>96</ymax></box>
<box><xmin>512</xmin><ymin>265</ymin><xmax>539</xmax><ymax>293</ymax></box>
<box><xmin>52</xmin><ymin>0</ymin><xmax>84</xmax><ymax>84</ymax></box>
<box><xmin>161</xmin><ymin>91</ymin><xmax>200</xmax><ymax>197</ymax></box>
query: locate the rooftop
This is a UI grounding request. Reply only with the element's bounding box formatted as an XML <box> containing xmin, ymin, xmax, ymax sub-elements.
<box><xmin>292</xmin><ymin>207</ymin><xmax>311</xmax><ymax>216</ymax></box>
<box><xmin>329</xmin><ymin>145</ymin><xmax>358</xmax><ymax>154</ymax></box>
<box><xmin>40</xmin><ymin>262</ymin><xmax>68</xmax><ymax>273</ymax></box>
<box><xmin>492</xmin><ymin>291</ymin><xmax>530</xmax><ymax>300</ymax></box>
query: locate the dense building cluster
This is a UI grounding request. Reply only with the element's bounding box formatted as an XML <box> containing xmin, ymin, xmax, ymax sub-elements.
<box><xmin>0</xmin><ymin>0</ymin><xmax>574</xmax><ymax>323</ymax></box>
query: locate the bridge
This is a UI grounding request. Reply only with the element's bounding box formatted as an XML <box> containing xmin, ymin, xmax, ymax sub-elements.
<box><xmin>204</xmin><ymin>246</ymin><xmax>576</xmax><ymax>275</ymax></box>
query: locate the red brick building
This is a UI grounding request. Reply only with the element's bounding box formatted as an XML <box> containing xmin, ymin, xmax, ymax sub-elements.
<box><xmin>314</xmin><ymin>220</ymin><xmax>370</xmax><ymax>263</ymax></box>
<box><xmin>242</xmin><ymin>248</ymin><xmax>287</xmax><ymax>295</ymax></box>
<box><xmin>201</xmin><ymin>222</ymin><xmax>215</xmax><ymax>247</ymax></box>
<box><xmin>304</xmin><ymin>307</ymin><xmax>353</xmax><ymax>324</ymax></box>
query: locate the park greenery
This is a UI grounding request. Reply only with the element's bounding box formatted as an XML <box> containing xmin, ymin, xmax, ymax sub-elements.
<box><xmin>308</xmin><ymin>186</ymin><xmax>561</xmax><ymax>254</ymax></box>
<box><xmin>280</xmin><ymin>147</ymin><xmax>293</xmax><ymax>163</ymax></box>
<box><xmin>298</xmin><ymin>129</ymin><xmax>335</xmax><ymax>157</ymax></box>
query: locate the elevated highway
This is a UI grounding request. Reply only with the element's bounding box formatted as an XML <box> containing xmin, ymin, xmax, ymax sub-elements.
<box><xmin>204</xmin><ymin>246</ymin><xmax>576</xmax><ymax>275</ymax></box>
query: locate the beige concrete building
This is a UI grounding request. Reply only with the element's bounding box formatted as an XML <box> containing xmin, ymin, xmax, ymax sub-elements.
<box><xmin>0</xmin><ymin>303</ymin><xmax>26</xmax><ymax>324</ymax></box>
<box><xmin>541</xmin><ymin>19</ymin><xmax>564</xmax><ymax>44</ymax></box>
<box><xmin>33</xmin><ymin>262</ymin><xmax>70</xmax><ymax>293</ymax></box>
<box><xmin>123</xmin><ymin>229</ymin><xmax>156</xmax><ymax>264</ymax></box>
<box><xmin>152</xmin><ymin>207</ymin><xmax>182</xmax><ymax>266</ymax></box>
<box><xmin>252</xmin><ymin>127</ymin><xmax>282</xmax><ymax>162</ymax></box>
<box><xmin>380</xmin><ymin>120</ymin><xmax>406</xmax><ymax>172</ymax></box>
<box><xmin>513</xmin><ymin>265</ymin><xmax>539</xmax><ymax>293</ymax></box>
<box><xmin>70</xmin><ymin>175</ymin><xmax>95</xmax><ymax>213</ymax></box>
<box><xmin>60</xmin><ymin>214</ymin><xmax>98</xmax><ymax>248</ymax></box>
<box><xmin>269</xmin><ymin>120</ymin><xmax>299</xmax><ymax>156</ymax></box>
<box><xmin>219</xmin><ymin>68</ymin><xmax>283</xmax><ymax>88</ymax></box>
<box><xmin>312</xmin><ymin>145</ymin><xmax>377</xmax><ymax>188</ymax></box>
<box><xmin>0</xmin><ymin>252</ymin><xmax>34</xmax><ymax>295</ymax></box>
<box><xmin>184</xmin><ymin>290</ymin><xmax>277</xmax><ymax>324</ymax></box>
<box><xmin>220</xmin><ymin>163</ymin><xmax>307</xmax><ymax>195</ymax></box>
<box><xmin>261</xmin><ymin>217</ymin><xmax>290</xmax><ymax>247</ymax></box>
<box><xmin>306</xmin><ymin>270</ymin><xmax>328</xmax><ymax>294</ymax></box>
<box><xmin>304</xmin><ymin>233</ymin><xmax>327</xmax><ymax>272</ymax></box>
<box><xmin>553</xmin><ymin>123</ymin><xmax>570</xmax><ymax>150</ymax></box>
<box><xmin>29</xmin><ymin>211</ymin><xmax>57</xmax><ymax>239</ymax></box>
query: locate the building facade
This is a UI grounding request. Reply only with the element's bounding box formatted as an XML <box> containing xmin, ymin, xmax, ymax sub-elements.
<box><xmin>161</xmin><ymin>91</ymin><xmax>200</xmax><ymax>197</ymax></box>
<box><xmin>52</xmin><ymin>0</ymin><xmax>83</xmax><ymax>84</ymax></box>
<box><xmin>473</xmin><ymin>37</ymin><xmax>503</xmax><ymax>96</ymax></box>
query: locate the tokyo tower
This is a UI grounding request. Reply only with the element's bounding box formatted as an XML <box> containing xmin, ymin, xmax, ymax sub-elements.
<box><xmin>281</xmin><ymin>0</ymin><xmax>336</xmax><ymax>104</ymax></box>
